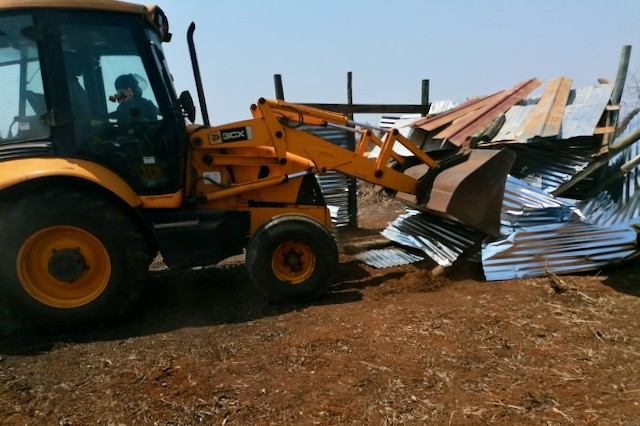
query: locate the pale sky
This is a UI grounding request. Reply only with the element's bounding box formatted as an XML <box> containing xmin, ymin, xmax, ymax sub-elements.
<box><xmin>157</xmin><ymin>0</ymin><xmax>640</xmax><ymax>125</ymax></box>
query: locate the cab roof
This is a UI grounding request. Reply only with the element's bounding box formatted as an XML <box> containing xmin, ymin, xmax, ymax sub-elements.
<box><xmin>0</xmin><ymin>0</ymin><xmax>154</xmax><ymax>15</ymax></box>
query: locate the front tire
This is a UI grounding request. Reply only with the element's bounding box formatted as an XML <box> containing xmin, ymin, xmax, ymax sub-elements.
<box><xmin>0</xmin><ymin>189</ymin><xmax>149</xmax><ymax>328</ymax></box>
<box><xmin>246</xmin><ymin>214</ymin><xmax>338</xmax><ymax>303</ymax></box>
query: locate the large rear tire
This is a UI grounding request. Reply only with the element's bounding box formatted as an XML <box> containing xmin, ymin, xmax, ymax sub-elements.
<box><xmin>246</xmin><ymin>214</ymin><xmax>338</xmax><ymax>303</ymax></box>
<box><xmin>0</xmin><ymin>189</ymin><xmax>149</xmax><ymax>328</ymax></box>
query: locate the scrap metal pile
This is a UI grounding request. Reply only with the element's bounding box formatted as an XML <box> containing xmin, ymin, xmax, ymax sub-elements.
<box><xmin>358</xmin><ymin>63</ymin><xmax>640</xmax><ymax>280</ymax></box>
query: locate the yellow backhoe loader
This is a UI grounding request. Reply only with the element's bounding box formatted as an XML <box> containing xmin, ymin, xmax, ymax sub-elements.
<box><xmin>0</xmin><ymin>0</ymin><xmax>515</xmax><ymax>327</ymax></box>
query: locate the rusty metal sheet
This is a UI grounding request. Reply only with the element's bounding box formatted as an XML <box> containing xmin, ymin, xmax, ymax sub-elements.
<box><xmin>411</xmin><ymin>92</ymin><xmax>504</xmax><ymax>132</ymax></box>
<box><xmin>438</xmin><ymin>78</ymin><xmax>542</xmax><ymax>146</ymax></box>
<box><xmin>491</xmin><ymin>84</ymin><xmax>613</xmax><ymax>143</ymax></box>
<box><xmin>521</xmin><ymin>77</ymin><xmax>573</xmax><ymax>139</ymax></box>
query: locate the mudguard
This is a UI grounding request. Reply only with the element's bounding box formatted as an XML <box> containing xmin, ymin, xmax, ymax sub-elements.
<box><xmin>0</xmin><ymin>158</ymin><xmax>141</xmax><ymax>207</ymax></box>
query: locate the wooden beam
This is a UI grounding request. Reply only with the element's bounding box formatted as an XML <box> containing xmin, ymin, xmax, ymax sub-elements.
<box><xmin>593</xmin><ymin>126</ymin><xmax>616</xmax><ymax>135</ymax></box>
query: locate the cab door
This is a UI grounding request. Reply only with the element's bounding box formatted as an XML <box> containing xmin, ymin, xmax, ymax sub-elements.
<box><xmin>42</xmin><ymin>9</ymin><xmax>187</xmax><ymax>195</ymax></box>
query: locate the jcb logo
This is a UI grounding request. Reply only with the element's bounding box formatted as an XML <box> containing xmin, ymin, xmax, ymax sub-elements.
<box><xmin>209</xmin><ymin>133</ymin><xmax>222</xmax><ymax>144</ymax></box>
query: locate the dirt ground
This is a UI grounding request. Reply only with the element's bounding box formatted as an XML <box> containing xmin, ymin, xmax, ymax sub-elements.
<box><xmin>1</xmin><ymin>193</ymin><xmax>640</xmax><ymax>425</ymax></box>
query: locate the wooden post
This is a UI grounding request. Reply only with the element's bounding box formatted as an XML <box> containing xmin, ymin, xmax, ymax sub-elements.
<box><xmin>347</xmin><ymin>72</ymin><xmax>354</xmax><ymax>121</ymax></box>
<box><xmin>608</xmin><ymin>45</ymin><xmax>632</xmax><ymax>136</ymax></box>
<box><xmin>346</xmin><ymin>71</ymin><xmax>358</xmax><ymax>228</ymax></box>
<box><xmin>611</xmin><ymin>46</ymin><xmax>632</xmax><ymax>107</ymax></box>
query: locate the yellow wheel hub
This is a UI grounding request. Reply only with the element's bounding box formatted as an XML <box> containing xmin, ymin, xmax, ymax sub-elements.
<box><xmin>17</xmin><ymin>226</ymin><xmax>111</xmax><ymax>308</ymax></box>
<box><xmin>272</xmin><ymin>241</ymin><xmax>315</xmax><ymax>284</ymax></box>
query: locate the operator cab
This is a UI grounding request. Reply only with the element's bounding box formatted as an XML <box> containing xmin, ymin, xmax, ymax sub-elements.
<box><xmin>0</xmin><ymin>5</ymin><xmax>187</xmax><ymax>194</ymax></box>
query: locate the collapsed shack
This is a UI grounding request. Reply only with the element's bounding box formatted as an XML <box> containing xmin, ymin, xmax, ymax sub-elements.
<box><xmin>358</xmin><ymin>48</ymin><xmax>640</xmax><ymax>280</ymax></box>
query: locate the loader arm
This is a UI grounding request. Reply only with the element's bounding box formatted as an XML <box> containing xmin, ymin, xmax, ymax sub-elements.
<box><xmin>196</xmin><ymin>98</ymin><xmax>438</xmax><ymax>195</ymax></box>
<box><xmin>189</xmin><ymin>98</ymin><xmax>515</xmax><ymax>235</ymax></box>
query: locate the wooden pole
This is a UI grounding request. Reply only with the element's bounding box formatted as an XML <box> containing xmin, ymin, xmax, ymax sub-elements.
<box><xmin>347</xmin><ymin>71</ymin><xmax>354</xmax><ymax>121</ymax></box>
<box><xmin>346</xmin><ymin>71</ymin><xmax>358</xmax><ymax>228</ymax></box>
<box><xmin>611</xmin><ymin>45</ymin><xmax>632</xmax><ymax>106</ymax></box>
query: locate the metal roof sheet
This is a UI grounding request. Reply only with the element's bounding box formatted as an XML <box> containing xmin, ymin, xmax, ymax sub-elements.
<box><xmin>491</xmin><ymin>84</ymin><xmax>614</xmax><ymax>142</ymax></box>
<box><xmin>406</xmin><ymin>79</ymin><xmax>614</xmax><ymax>146</ymax></box>
<box><xmin>561</xmin><ymin>84</ymin><xmax>614</xmax><ymax>139</ymax></box>
<box><xmin>482</xmin><ymin>222</ymin><xmax>638</xmax><ymax>280</ymax></box>
<box><xmin>302</xmin><ymin>126</ymin><xmax>355</xmax><ymax>227</ymax></box>
<box><xmin>356</xmin><ymin>249</ymin><xmax>423</xmax><ymax>269</ymax></box>
<box><xmin>381</xmin><ymin>210</ymin><xmax>485</xmax><ymax>268</ymax></box>
<box><xmin>438</xmin><ymin>79</ymin><xmax>542</xmax><ymax>146</ymax></box>
<box><xmin>521</xmin><ymin>77</ymin><xmax>573</xmax><ymax>139</ymax></box>
<box><xmin>580</xmin><ymin>115</ymin><xmax>640</xmax><ymax>225</ymax></box>
<box><xmin>501</xmin><ymin>176</ymin><xmax>577</xmax><ymax>232</ymax></box>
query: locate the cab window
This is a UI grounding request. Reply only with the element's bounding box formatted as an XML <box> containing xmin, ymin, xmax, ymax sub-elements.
<box><xmin>58</xmin><ymin>19</ymin><xmax>169</xmax><ymax>193</ymax></box>
<box><xmin>0</xmin><ymin>14</ymin><xmax>48</xmax><ymax>141</ymax></box>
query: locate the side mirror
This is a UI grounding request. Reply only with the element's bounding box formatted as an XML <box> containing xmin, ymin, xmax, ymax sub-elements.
<box><xmin>179</xmin><ymin>91</ymin><xmax>196</xmax><ymax>123</ymax></box>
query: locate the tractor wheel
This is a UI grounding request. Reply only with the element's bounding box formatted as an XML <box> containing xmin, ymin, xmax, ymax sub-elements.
<box><xmin>0</xmin><ymin>189</ymin><xmax>149</xmax><ymax>328</ymax></box>
<box><xmin>246</xmin><ymin>214</ymin><xmax>338</xmax><ymax>303</ymax></box>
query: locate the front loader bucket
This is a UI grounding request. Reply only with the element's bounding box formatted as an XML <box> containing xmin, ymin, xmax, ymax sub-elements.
<box><xmin>406</xmin><ymin>149</ymin><xmax>516</xmax><ymax>235</ymax></box>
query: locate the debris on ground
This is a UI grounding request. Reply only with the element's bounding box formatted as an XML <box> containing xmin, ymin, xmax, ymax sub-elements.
<box><xmin>367</xmin><ymin>47</ymin><xmax>640</xmax><ymax>280</ymax></box>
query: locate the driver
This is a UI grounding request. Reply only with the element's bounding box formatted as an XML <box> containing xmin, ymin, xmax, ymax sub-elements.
<box><xmin>109</xmin><ymin>74</ymin><xmax>158</xmax><ymax>123</ymax></box>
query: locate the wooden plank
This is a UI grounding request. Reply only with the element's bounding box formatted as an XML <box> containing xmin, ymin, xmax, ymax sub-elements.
<box><xmin>521</xmin><ymin>77</ymin><xmax>572</xmax><ymax>139</ymax></box>
<box><xmin>593</xmin><ymin>126</ymin><xmax>616</xmax><ymax>135</ymax></box>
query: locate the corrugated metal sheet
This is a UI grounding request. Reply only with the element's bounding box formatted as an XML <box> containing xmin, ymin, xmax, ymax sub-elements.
<box><xmin>561</xmin><ymin>84</ymin><xmax>614</xmax><ymax>139</ymax></box>
<box><xmin>412</xmin><ymin>92</ymin><xmax>503</xmax><ymax>132</ymax></box>
<box><xmin>521</xmin><ymin>77</ymin><xmax>573</xmax><ymax>139</ymax></box>
<box><xmin>491</xmin><ymin>84</ymin><xmax>614</xmax><ymax>142</ymax></box>
<box><xmin>356</xmin><ymin>248</ymin><xmax>423</xmax><ymax>269</ymax></box>
<box><xmin>491</xmin><ymin>101</ymin><xmax>537</xmax><ymax>142</ymax></box>
<box><xmin>378</xmin><ymin>174</ymin><xmax>640</xmax><ymax>280</ymax></box>
<box><xmin>482</xmin><ymin>222</ymin><xmax>638</xmax><ymax>280</ymax></box>
<box><xmin>501</xmin><ymin>137</ymin><xmax>599</xmax><ymax>195</ymax></box>
<box><xmin>381</xmin><ymin>210</ymin><xmax>485</xmax><ymax>268</ymax></box>
<box><xmin>606</xmin><ymin>113</ymin><xmax>640</xmax><ymax>202</ymax></box>
<box><xmin>301</xmin><ymin>125</ymin><xmax>355</xmax><ymax>227</ymax></box>
<box><xmin>580</xmin><ymin>191</ymin><xmax>640</xmax><ymax>226</ymax></box>
<box><xmin>406</xmin><ymin>78</ymin><xmax>614</xmax><ymax>152</ymax></box>
<box><xmin>369</xmin><ymin>78</ymin><xmax>640</xmax><ymax>282</ymax></box>
<box><xmin>580</xmin><ymin>114</ymin><xmax>640</xmax><ymax>226</ymax></box>
<box><xmin>485</xmin><ymin>172</ymin><xmax>640</xmax><ymax>280</ymax></box>
<box><xmin>439</xmin><ymin>78</ymin><xmax>542</xmax><ymax>146</ymax></box>
<box><xmin>501</xmin><ymin>176</ymin><xmax>577</xmax><ymax>232</ymax></box>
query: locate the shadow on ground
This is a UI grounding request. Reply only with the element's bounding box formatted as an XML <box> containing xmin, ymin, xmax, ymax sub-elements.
<box><xmin>0</xmin><ymin>259</ymin><xmax>410</xmax><ymax>355</ymax></box>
